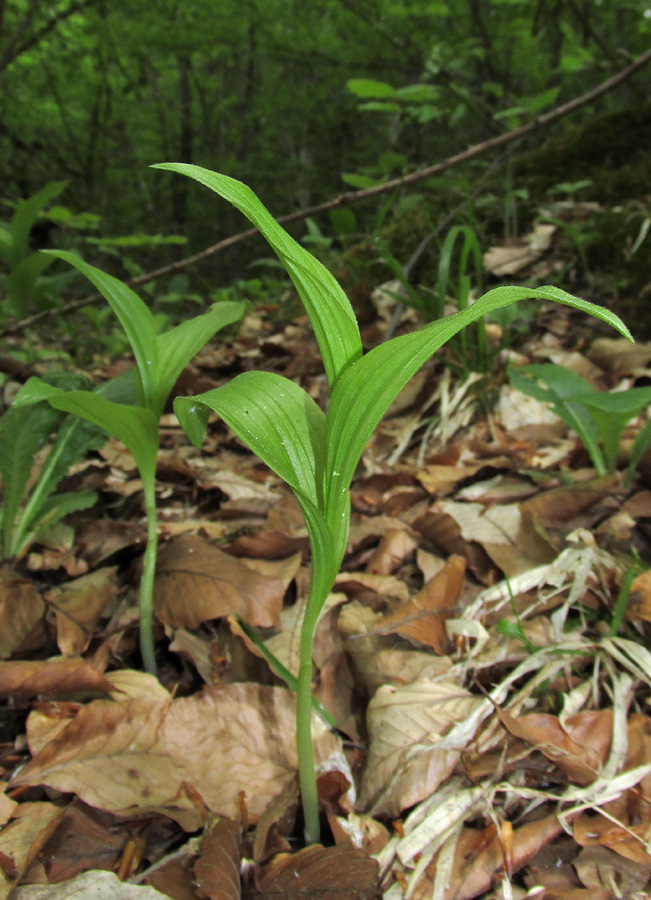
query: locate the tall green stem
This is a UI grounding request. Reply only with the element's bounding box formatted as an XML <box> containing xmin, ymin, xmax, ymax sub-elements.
<box><xmin>139</xmin><ymin>476</ymin><xmax>159</xmax><ymax>676</ymax></box>
<box><xmin>297</xmin><ymin>601</ymin><xmax>320</xmax><ymax>844</ymax></box>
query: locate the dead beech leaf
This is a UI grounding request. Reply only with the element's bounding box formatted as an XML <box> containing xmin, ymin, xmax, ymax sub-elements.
<box><xmin>13</xmin><ymin>870</ymin><xmax>169</xmax><ymax>899</ymax></box>
<box><xmin>626</xmin><ymin>569</ymin><xmax>651</xmax><ymax>623</ymax></box>
<box><xmin>371</xmin><ymin>555</ymin><xmax>465</xmax><ymax>653</ymax></box>
<box><xmin>194</xmin><ymin>819</ymin><xmax>241</xmax><ymax>900</ymax></box>
<box><xmin>0</xmin><ymin>802</ymin><xmax>65</xmax><ymax>900</ymax></box>
<box><xmin>254</xmin><ymin>843</ymin><xmax>379</xmax><ymax>900</ymax></box>
<box><xmin>14</xmin><ymin>685</ymin><xmax>340</xmax><ymax>830</ymax></box>
<box><xmin>365</xmin><ymin>529</ymin><xmax>417</xmax><ymax>575</ymax></box>
<box><xmin>154</xmin><ymin>535</ymin><xmax>297</xmax><ymax>629</ymax></box>
<box><xmin>359</xmin><ymin>679</ymin><xmax>483</xmax><ymax>817</ymax></box>
<box><xmin>520</xmin><ymin>476</ymin><xmax>619</xmax><ymax>529</ymax></box>
<box><xmin>46</xmin><ymin>567</ymin><xmax>119</xmax><ymax>655</ymax></box>
<box><xmin>438</xmin><ymin>501</ymin><xmax>556</xmax><ymax>577</ymax></box>
<box><xmin>500</xmin><ymin>710</ymin><xmax>613</xmax><ymax>785</ymax></box>
<box><xmin>0</xmin><ymin>658</ymin><xmax>115</xmax><ymax>700</ymax></box>
<box><xmin>23</xmin><ymin>802</ymin><xmax>129</xmax><ymax>885</ymax></box>
<box><xmin>0</xmin><ymin>566</ymin><xmax>44</xmax><ymax>659</ymax></box>
<box><xmin>420</xmin><ymin>814</ymin><xmax>563</xmax><ymax>900</ymax></box>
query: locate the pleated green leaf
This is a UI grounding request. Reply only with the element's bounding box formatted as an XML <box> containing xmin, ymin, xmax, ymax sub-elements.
<box><xmin>155</xmin><ymin>300</ymin><xmax>246</xmax><ymax>417</ymax></box>
<box><xmin>152</xmin><ymin>163</ymin><xmax>362</xmax><ymax>391</ymax></box>
<box><xmin>324</xmin><ymin>285</ymin><xmax>632</xmax><ymax>535</ymax></box>
<box><xmin>41</xmin><ymin>251</ymin><xmax>157</xmax><ymax>409</ymax></box>
<box><xmin>14</xmin><ymin>378</ymin><xmax>159</xmax><ymax>486</ymax></box>
<box><xmin>174</xmin><ymin>371</ymin><xmax>326</xmax><ymax>509</ymax></box>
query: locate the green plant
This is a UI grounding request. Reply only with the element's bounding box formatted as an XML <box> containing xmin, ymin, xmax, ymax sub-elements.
<box><xmin>12</xmin><ymin>252</ymin><xmax>246</xmax><ymax>675</ymax></box>
<box><xmin>0</xmin><ymin>371</ymin><xmax>111</xmax><ymax>561</ymax></box>
<box><xmin>155</xmin><ymin>163</ymin><xmax>632</xmax><ymax>845</ymax></box>
<box><xmin>0</xmin><ymin>182</ymin><xmax>70</xmax><ymax>317</ymax></box>
<box><xmin>509</xmin><ymin>363</ymin><xmax>651</xmax><ymax>486</ymax></box>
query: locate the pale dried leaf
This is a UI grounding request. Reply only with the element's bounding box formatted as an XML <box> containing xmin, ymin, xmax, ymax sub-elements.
<box><xmin>0</xmin><ymin>803</ymin><xmax>64</xmax><ymax>900</ymax></box>
<box><xmin>14</xmin><ymin>685</ymin><xmax>341</xmax><ymax>829</ymax></box>
<box><xmin>359</xmin><ymin>679</ymin><xmax>483</xmax><ymax>816</ymax></box>
<box><xmin>13</xmin><ymin>870</ymin><xmax>169</xmax><ymax>899</ymax></box>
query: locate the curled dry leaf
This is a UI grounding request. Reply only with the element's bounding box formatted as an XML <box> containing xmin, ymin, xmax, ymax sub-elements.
<box><xmin>154</xmin><ymin>534</ymin><xmax>298</xmax><ymax>630</ymax></box>
<box><xmin>359</xmin><ymin>679</ymin><xmax>483</xmax><ymax>817</ymax></box>
<box><xmin>0</xmin><ymin>567</ymin><xmax>45</xmax><ymax>659</ymax></box>
<box><xmin>13</xmin><ymin>684</ymin><xmax>341</xmax><ymax>831</ymax></box>
<box><xmin>0</xmin><ymin>658</ymin><xmax>115</xmax><ymax>700</ymax></box>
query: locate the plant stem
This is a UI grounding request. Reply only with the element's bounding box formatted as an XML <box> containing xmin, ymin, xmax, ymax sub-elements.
<box><xmin>140</xmin><ymin>478</ymin><xmax>159</xmax><ymax>676</ymax></box>
<box><xmin>297</xmin><ymin>602</ymin><xmax>320</xmax><ymax>845</ymax></box>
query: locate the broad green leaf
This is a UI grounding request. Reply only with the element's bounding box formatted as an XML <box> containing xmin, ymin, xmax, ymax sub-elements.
<box><xmin>0</xmin><ymin>224</ymin><xmax>12</xmax><ymax>264</ymax></box>
<box><xmin>174</xmin><ymin>371</ymin><xmax>326</xmax><ymax>508</ymax></box>
<box><xmin>627</xmin><ymin>419</ymin><xmax>651</xmax><ymax>487</ymax></box>
<box><xmin>41</xmin><ymin>251</ymin><xmax>158</xmax><ymax>409</ymax></box>
<box><xmin>13</xmin><ymin>378</ymin><xmax>159</xmax><ymax>486</ymax></box>
<box><xmin>10</xmin><ymin>181</ymin><xmax>67</xmax><ymax>264</ymax></box>
<box><xmin>510</xmin><ymin>363</ymin><xmax>596</xmax><ymax>401</ymax></box>
<box><xmin>155</xmin><ymin>300</ymin><xmax>246</xmax><ymax>417</ymax></box>
<box><xmin>324</xmin><ymin>286</ymin><xmax>632</xmax><ymax>539</ymax></box>
<box><xmin>152</xmin><ymin>164</ymin><xmax>362</xmax><ymax>391</ymax></box>
<box><xmin>581</xmin><ymin>387</ymin><xmax>651</xmax><ymax>473</ymax></box>
<box><xmin>346</xmin><ymin>78</ymin><xmax>396</xmax><ymax>98</ymax></box>
<box><xmin>0</xmin><ymin>401</ymin><xmax>62</xmax><ymax>558</ymax></box>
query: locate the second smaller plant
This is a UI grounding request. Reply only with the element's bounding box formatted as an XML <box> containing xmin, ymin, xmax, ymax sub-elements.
<box><xmin>510</xmin><ymin>363</ymin><xmax>651</xmax><ymax>485</ymax></box>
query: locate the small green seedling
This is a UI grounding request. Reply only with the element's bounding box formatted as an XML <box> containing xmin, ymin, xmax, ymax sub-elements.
<box><xmin>0</xmin><ymin>371</ymin><xmax>108</xmax><ymax>561</ymax></box>
<box><xmin>12</xmin><ymin>251</ymin><xmax>246</xmax><ymax>675</ymax></box>
<box><xmin>509</xmin><ymin>363</ymin><xmax>651</xmax><ymax>486</ymax></box>
<box><xmin>154</xmin><ymin>162</ymin><xmax>632</xmax><ymax>845</ymax></box>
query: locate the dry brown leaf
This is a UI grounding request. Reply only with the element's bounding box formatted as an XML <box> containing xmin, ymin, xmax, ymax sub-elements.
<box><xmin>0</xmin><ymin>802</ymin><xmax>65</xmax><ymax>900</ymax></box>
<box><xmin>500</xmin><ymin>710</ymin><xmax>613</xmax><ymax>785</ymax></box>
<box><xmin>364</xmin><ymin>529</ymin><xmax>417</xmax><ymax>575</ymax></box>
<box><xmin>194</xmin><ymin>819</ymin><xmax>241</xmax><ymax>900</ymax></box>
<box><xmin>359</xmin><ymin>679</ymin><xmax>483</xmax><ymax>816</ymax></box>
<box><xmin>22</xmin><ymin>802</ymin><xmax>129</xmax><ymax>885</ymax></box>
<box><xmin>0</xmin><ymin>785</ymin><xmax>17</xmax><ymax>827</ymax></box>
<box><xmin>520</xmin><ymin>476</ymin><xmax>619</xmax><ymax>529</ymax></box>
<box><xmin>46</xmin><ymin>567</ymin><xmax>119</xmax><ymax>655</ymax></box>
<box><xmin>253</xmin><ymin>843</ymin><xmax>379</xmax><ymax>900</ymax></box>
<box><xmin>0</xmin><ymin>658</ymin><xmax>115</xmax><ymax>700</ymax></box>
<box><xmin>13</xmin><ymin>870</ymin><xmax>169</xmax><ymax>899</ymax></box>
<box><xmin>154</xmin><ymin>535</ymin><xmax>298</xmax><ymax>629</ymax></box>
<box><xmin>417</xmin><ymin>815</ymin><xmax>563</xmax><ymax>900</ymax></box>
<box><xmin>338</xmin><ymin>601</ymin><xmax>451</xmax><ymax>695</ymax></box>
<box><xmin>573</xmin><ymin>845</ymin><xmax>651</xmax><ymax>896</ymax></box>
<box><xmin>13</xmin><ymin>684</ymin><xmax>341</xmax><ymax>830</ymax></box>
<box><xmin>588</xmin><ymin>337</ymin><xmax>651</xmax><ymax>376</ymax></box>
<box><xmin>0</xmin><ymin>567</ymin><xmax>44</xmax><ymax>659</ymax></box>
<box><xmin>371</xmin><ymin>555</ymin><xmax>465</xmax><ymax>653</ymax></box>
<box><xmin>626</xmin><ymin>569</ymin><xmax>651</xmax><ymax>623</ymax></box>
<box><xmin>483</xmin><ymin>223</ymin><xmax>556</xmax><ymax>276</ymax></box>
<box><xmin>437</xmin><ymin>500</ymin><xmax>557</xmax><ymax>578</ymax></box>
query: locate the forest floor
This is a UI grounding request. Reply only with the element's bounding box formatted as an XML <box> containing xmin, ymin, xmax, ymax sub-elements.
<box><xmin>2</xmin><ymin>205</ymin><xmax>651</xmax><ymax>900</ymax></box>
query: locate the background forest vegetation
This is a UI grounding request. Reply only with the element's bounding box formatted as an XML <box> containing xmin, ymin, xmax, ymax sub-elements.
<box><xmin>1</xmin><ymin>0</ymin><xmax>650</xmax><ymax>312</ymax></box>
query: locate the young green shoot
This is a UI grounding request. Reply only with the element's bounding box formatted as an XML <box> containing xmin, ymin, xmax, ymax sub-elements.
<box><xmin>12</xmin><ymin>252</ymin><xmax>246</xmax><ymax>675</ymax></box>
<box><xmin>154</xmin><ymin>162</ymin><xmax>632</xmax><ymax>845</ymax></box>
